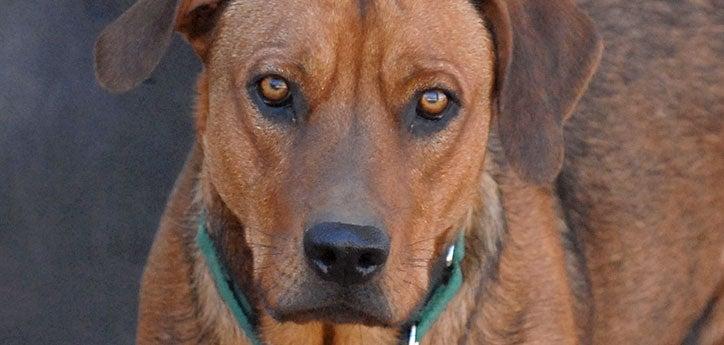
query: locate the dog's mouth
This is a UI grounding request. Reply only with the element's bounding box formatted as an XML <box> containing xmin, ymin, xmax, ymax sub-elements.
<box><xmin>265</xmin><ymin>284</ymin><xmax>396</xmax><ymax>327</ymax></box>
<box><xmin>272</xmin><ymin>303</ymin><xmax>390</xmax><ymax>326</ymax></box>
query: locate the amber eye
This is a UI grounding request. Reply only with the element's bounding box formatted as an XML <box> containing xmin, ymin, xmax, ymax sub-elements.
<box><xmin>417</xmin><ymin>89</ymin><xmax>450</xmax><ymax>119</ymax></box>
<box><xmin>258</xmin><ymin>75</ymin><xmax>291</xmax><ymax>105</ymax></box>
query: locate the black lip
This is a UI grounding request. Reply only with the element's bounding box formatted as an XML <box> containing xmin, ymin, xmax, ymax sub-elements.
<box><xmin>271</xmin><ymin>303</ymin><xmax>391</xmax><ymax>327</ymax></box>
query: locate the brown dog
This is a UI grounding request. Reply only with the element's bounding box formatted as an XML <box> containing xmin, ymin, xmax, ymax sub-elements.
<box><xmin>94</xmin><ymin>0</ymin><xmax>723</xmax><ymax>344</ymax></box>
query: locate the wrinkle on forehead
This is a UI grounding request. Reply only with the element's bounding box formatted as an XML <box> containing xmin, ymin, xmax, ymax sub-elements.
<box><xmin>357</xmin><ymin>0</ymin><xmax>371</xmax><ymax>17</ymax></box>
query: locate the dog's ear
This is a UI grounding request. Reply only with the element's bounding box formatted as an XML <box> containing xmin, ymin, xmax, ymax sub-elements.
<box><xmin>478</xmin><ymin>0</ymin><xmax>603</xmax><ymax>184</ymax></box>
<box><xmin>94</xmin><ymin>0</ymin><xmax>225</xmax><ymax>92</ymax></box>
<box><xmin>174</xmin><ymin>0</ymin><xmax>226</xmax><ymax>59</ymax></box>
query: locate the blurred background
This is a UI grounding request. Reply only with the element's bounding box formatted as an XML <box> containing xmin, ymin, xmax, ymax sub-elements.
<box><xmin>1</xmin><ymin>1</ymin><xmax>200</xmax><ymax>343</ymax></box>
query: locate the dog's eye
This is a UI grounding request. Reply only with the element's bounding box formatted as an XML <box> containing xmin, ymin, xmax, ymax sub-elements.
<box><xmin>417</xmin><ymin>89</ymin><xmax>450</xmax><ymax>120</ymax></box>
<box><xmin>258</xmin><ymin>75</ymin><xmax>291</xmax><ymax>106</ymax></box>
<box><xmin>248</xmin><ymin>74</ymin><xmax>307</xmax><ymax>124</ymax></box>
<box><xmin>405</xmin><ymin>88</ymin><xmax>459</xmax><ymax>136</ymax></box>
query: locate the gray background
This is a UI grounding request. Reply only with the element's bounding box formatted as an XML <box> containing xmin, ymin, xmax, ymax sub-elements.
<box><xmin>1</xmin><ymin>1</ymin><xmax>199</xmax><ymax>343</ymax></box>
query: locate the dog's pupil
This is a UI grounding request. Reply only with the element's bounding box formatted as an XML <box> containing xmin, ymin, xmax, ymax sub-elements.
<box><xmin>424</xmin><ymin>91</ymin><xmax>441</xmax><ymax>103</ymax></box>
<box><xmin>260</xmin><ymin>76</ymin><xmax>290</xmax><ymax>103</ymax></box>
<box><xmin>419</xmin><ymin>90</ymin><xmax>448</xmax><ymax>116</ymax></box>
<box><xmin>269</xmin><ymin>78</ymin><xmax>285</xmax><ymax>90</ymax></box>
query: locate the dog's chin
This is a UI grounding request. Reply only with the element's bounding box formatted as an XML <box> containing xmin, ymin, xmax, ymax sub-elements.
<box><xmin>269</xmin><ymin>304</ymin><xmax>392</xmax><ymax>327</ymax></box>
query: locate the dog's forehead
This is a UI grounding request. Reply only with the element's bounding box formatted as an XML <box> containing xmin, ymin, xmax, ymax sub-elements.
<box><xmin>213</xmin><ymin>0</ymin><xmax>488</xmax><ymax>64</ymax></box>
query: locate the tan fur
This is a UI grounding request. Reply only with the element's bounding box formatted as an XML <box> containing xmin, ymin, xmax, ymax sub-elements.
<box><xmin>93</xmin><ymin>0</ymin><xmax>724</xmax><ymax>344</ymax></box>
<box><xmin>200</xmin><ymin>0</ymin><xmax>494</xmax><ymax>329</ymax></box>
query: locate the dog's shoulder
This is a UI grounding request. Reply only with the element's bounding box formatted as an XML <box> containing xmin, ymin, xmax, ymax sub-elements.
<box><xmin>136</xmin><ymin>145</ymin><xmax>217</xmax><ymax>344</ymax></box>
<box><xmin>565</xmin><ymin>0</ymin><xmax>722</xmax><ymax>232</ymax></box>
<box><xmin>558</xmin><ymin>2</ymin><xmax>723</xmax><ymax>343</ymax></box>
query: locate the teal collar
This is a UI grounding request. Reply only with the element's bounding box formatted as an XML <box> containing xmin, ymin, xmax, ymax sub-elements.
<box><xmin>196</xmin><ymin>216</ymin><xmax>264</xmax><ymax>345</ymax></box>
<box><xmin>195</xmin><ymin>214</ymin><xmax>465</xmax><ymax>345</ymax></box>
<box><xmin>406</xmin><ymin>232</ymin><xmax>465</xmax><ymax>345</ymax></box>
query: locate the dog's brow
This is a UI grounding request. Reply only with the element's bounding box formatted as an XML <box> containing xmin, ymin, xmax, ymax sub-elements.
<box><xmin>245</xmin><ymin>45</ymin><xmax>310</xmax><ymax>76</ymax></box>
<box><xmin>357</xmin><ymin>0</ymin><xmax>407</xmax><ymax>17</ymax></box>
<box><xmin>395</xmin><ymin>57</ymin><xmax>468</xmax><ymax>99</ymax></box>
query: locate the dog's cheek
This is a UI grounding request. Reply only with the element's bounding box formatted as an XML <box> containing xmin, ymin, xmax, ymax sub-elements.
<box><xmin>416</xmin><ymin>111</ymin><xmax>488</xmax><ymax>228</ymax></box>
<box><xmin>370</xmin><ymin>104</ymin><xmax>490</xmax><ymax>321</ymax></box>
<box><xmin>203</xmin><ymin>124</ymin><xmax>302</xmax><ymax>306</ymax></box>
<box><xmin>201</xmin><ymin>74</ymin><xmax>304</xmax><ymax>297</ymax></box>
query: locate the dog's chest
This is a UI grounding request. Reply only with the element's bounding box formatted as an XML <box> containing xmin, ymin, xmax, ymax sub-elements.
<box><xmin>259</xmin><ymin>320</ymin><xmax>398</xmax><ymax>345</ymax></box>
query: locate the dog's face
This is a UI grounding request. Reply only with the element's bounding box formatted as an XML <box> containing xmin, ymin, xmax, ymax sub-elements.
<box><xmin>202</xmin><ymin>0</ymin><xmax>492</xmax><ymax>326</ymax></box>
<box><xmin>96</xmin><ymin>0</ymin><xmax>601</xmax><ymax>330</ymax></box>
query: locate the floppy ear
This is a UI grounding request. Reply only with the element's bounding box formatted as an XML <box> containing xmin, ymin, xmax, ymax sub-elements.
<box><xmin>94</xmin><ymin>0</ymin><xmax>225</xmax><ymax>92</ymax></box>
<box><xmin>478</xmin><ymin>0</ymin><xmax>603</xmax><ymax>184</ymax></box>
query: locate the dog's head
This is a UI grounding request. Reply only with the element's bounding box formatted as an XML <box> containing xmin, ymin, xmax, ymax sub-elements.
<box><xmin>97</xmin><ymin>0</ymin><xmax>600</xmax><ymax>328</ymax></box>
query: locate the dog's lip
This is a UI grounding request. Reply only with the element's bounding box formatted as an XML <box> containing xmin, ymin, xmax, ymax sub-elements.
<box><xmin>271</xmin><ymin>305</ymin><xmax>391</xmax><ymax>327</ymax></box>
<box><xmin>268</xmin><ymin>301</ymin><xmax>392</xmax><ymax>327</ymax></box>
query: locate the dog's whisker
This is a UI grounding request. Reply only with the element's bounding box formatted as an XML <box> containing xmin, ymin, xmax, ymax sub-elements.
<box><xmin>408</xmin><ymin>248</ymin><xmax>437</xmax><ymax>253</ymax></box>
<box><xmin>252</xmin><ymin>262</ymin><xmax>277</xmax><ymax>271</ymax></box>
<box><xmin>254</xmin><ymin>231</ymin><xmax>291</xmax><ymax>242</ymax></box>
<box><xmin>253</xmin><ymin>252</ymin><xmax>284</xmax><ymax>258</ymax></box>
<box><xmin>407</xmin><ymin>251</ymin><xmax>437</xmax><ymax>258</ymax></box>
<box><xmin>407</xmin><ymin>236</ymin><xmax>440</xmax><ymax>247</ymax></box>
<box><xmin>406</xmin><ymin>245</ymin><xmax>438</xmax><ymax>252</ymax></box>
<box><xmin>400</xmin><ymin>278</ymin><xmax>425</xmax><ymax>295</ymax></box>
<box><xmin>247</xmin><ymin>242</ymin><xmax>277</xmax><ymax>248</ymax></box>
<box><xmin>407</xmin><ymin>258</ymin><xmax>429</xmax><ymax>262</ymax></box>
<box><xmin>256</xmin><ymin>230</ymin><xmax>276</xmax><ymax>237</ymax></box>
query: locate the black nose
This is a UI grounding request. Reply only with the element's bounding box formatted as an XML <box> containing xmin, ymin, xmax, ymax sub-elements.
<box><xmin>304</xmin><ymin>222</ymin><xmax>390</xmax><ymax>285</ymax></box>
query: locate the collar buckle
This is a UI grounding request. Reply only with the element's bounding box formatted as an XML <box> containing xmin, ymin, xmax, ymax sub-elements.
<box><xmin>445</xmin><ymin>243</ymin><xmax>456</xmax><ymax>267</ymax></box>
<box><xmin>408</xmin><ymin>324</ymin><xmax>419</xmax><ymax>345</ymax></box>
<box><xmin>405</xmin><ymin>233</ymin><xmax>465</xmax><ymax>345</ymax></box>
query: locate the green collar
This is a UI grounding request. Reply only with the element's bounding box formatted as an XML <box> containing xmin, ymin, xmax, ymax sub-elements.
<box><xmin>196</xmin><ymin>214</ymin><xmax>465</xmax><ymax>345</ymax></box>
<box><xmin>196</xmin><ymin>216</ymin><xmax>264</xmax><ymax>345</ymax></box>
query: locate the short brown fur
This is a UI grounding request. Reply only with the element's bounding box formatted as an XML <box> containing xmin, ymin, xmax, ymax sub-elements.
<box><xmin>94</xmin><ymin>0</ymin><xmax>723</xmax><ymax>344</ymax></box>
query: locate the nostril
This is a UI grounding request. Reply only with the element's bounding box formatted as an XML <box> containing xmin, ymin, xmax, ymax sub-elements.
<box><xmin>317</xmin><ymin>248</ymin><xmax>337</xmax><ymax>266</ymax></box>
<box><xmin>305</xmin><ymin>244</ymin><xmax>338</xmax><ymax>275</ymax></box>
<box><xmin>358</xmin><ymin>252</ymin><xmax>376</xmax><ymax>269</ymax></box>
<box><xmin>356</xmin><ymin>251</ymin><xmax>384</xmax><ymax>276</ymax></box>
